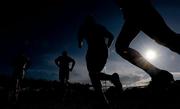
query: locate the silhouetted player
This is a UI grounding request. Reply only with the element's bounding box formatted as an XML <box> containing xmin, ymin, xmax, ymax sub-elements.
<box><xmin>55</xmin><ymin>51</ymin><xmax>75</xmax><ymax>84</ymax></box>
<box><xmin>115</xmin><ymin>0</ymin><xmax>177</xmax><ymax>88</ymax></box>
<box><xmin>78</xmin><ymin>16</ymin><xmax>122</xmax><ymax>108</ymax></box>
<box><xmin>11</xmin><ymin>53</ymin><xmax>30</xmax><ymax>102</ymax></box>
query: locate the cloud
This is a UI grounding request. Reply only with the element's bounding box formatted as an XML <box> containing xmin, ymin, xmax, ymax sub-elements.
<box><xmin>171</xmin><ymin>72</ymin><xmax>180</xmax><ymax>80</ymax></box>
<box><xmin>26</xmin><ymin>49</ymin><xmax>151</xmax><ymax>88</ymax></box>
<box><xmin>69</xmin><ymin>58</ymin><xmax>90</xmax><ymax>83</ymax></box>
<box><xmin>27</xmin><ymin>69</ymin><xmax>58</xmax><ymax>80</ymax></box>
<box><xmin>129</xmin><ymin>77</ymin><xmax>151</xmax><ymax>87</ymax></box>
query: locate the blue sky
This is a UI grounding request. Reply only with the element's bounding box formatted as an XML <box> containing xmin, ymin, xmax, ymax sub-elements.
<box><xmin>0</xmin><ymin>0</ymin><xmax>180</xmax><ymax>86</ymax></box>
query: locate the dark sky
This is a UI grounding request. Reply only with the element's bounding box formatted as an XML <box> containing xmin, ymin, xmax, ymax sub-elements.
<box><xmin>0</xmin><ymin>0</ymin><xmax>180</xmax><ymax>86</ymax></box>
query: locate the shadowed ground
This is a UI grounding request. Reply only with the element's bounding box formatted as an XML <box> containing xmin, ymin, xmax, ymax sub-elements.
<box><xmin>1</xmin><ymin>75</ymin><xmax>180</xmax><ymax>109</ymax></box>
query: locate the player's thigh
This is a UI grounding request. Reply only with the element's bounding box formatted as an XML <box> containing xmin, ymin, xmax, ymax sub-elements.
<box><xmin>140</xmin><ymin>19</ymin><xmax>175</xmax><ymax>43</ymax></box>
<box><xmin>86</xmin><ymin>50</ymin><xmax>107</xmax><ymax>73</ymax></box>
<box><xmin>116</xmin><ymin>21</ymin><xmax>140</xmax><ymax>48</ymax></box>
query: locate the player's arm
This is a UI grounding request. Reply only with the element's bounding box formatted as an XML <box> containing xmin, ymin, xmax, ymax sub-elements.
<box><xmin>55</xmin><ymin>57</ymin><xmax>59</xmax><ymax>66</ymax></box>
<box><xmin>102</xmin><ymin>26</ymin><xmax>114</xmax><ymax>48</ymax></box>
<box><xmin>106</xmin><ymin>32</ymin><xmax>114</xmax><ymax>48</ymax></box>
<box><xmin>78</xmin><ymin>25</ymin><xmax>85</xmax><ymax>48</ymax></box>
<box><xmin>25</xmin><ymin>58</ymin><xmax>31</xmax><ymax>70</ymax></box>
<box><xmin>70</xmin><ymin>58</ymin><xmax>75</xmax><ymax>71</ymax></box>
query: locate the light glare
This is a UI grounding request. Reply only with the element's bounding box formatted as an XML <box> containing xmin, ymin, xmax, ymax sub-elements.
<box><xmin>145</xmin><ymin>50</ymin><xmax>157</xmax><ymax>61</ymax></box>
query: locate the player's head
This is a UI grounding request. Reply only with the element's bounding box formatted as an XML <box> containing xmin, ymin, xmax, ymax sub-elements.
<box><xmin>114</xmin><ymin>0</ymin><xmax>124</xmax><ymax>8</ymax></box>
<box><xmin>62</xmin><ymin>50</ymin><xmax>68</xmax><ymax>56</ymax></box>
<box><xmin>84</xmin><ymin>15</ymin><xmax>95</xmax><ymax>25</ymax></box>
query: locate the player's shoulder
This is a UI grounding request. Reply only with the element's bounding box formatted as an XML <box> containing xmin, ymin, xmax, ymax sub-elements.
<box><xmin>67</xmin><ymin>56</ymin><xmax>74</xmax><ymax>61</ymax></box>
<box><xmin>56</xmin><ymin>56</ymin><xmax>63</xmax><ymax>60</ymax></box>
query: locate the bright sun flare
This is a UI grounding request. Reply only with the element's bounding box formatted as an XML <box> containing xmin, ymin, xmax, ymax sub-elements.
<box><xmin>145</xmin><ymin>50</ymin><xmax>157</xmax><ymax>61</ymax></box>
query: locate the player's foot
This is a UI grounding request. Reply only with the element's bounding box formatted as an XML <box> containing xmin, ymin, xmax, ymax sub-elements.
<box><xmin>111</xmin><ymin>73</ymin><xmax>122</xmax><ymax>90</ymax></box>
<box><xmin>150</xmin><ymin>70</ymin><xmax>174</xmax><ymax>89</ymax></box>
